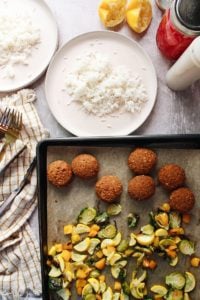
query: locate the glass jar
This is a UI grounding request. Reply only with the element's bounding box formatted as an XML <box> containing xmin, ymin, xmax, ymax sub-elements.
<box><xmin>156</xmin><ymin>0</ymin><xmax>200</xmax><ymax>60</ymax></box>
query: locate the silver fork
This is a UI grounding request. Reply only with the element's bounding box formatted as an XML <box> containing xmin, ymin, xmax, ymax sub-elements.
<box><xmin>0</xmin><ymin>108</ymin><xmax>23</xmax><ymax>157</ymax></box>
<box><xmin>7</xmin><ymin>110</ymin><xmax>23</xmax><ymax>138</ymax></box>
<box><xmin>0</xmin><ymin>108</ymin><xmax>13</xmax><ymax>136</ymax></box>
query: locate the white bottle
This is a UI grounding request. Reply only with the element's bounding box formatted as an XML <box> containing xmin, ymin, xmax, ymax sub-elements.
<box><xmin>166</xmin><ymin>36</ymin><xmax>200</xmax><ymax>91</ymax></box>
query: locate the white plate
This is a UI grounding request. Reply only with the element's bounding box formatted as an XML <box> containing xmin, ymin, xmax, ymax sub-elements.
<box><xmin>0</xmin><ymin>0</ymin><xmax>58</xmax><ymax>92</ymax></box>
<box><xmin>45</xmin><ymin>31</ymin><xmax>157</xmax><ymax>136</ymax></box>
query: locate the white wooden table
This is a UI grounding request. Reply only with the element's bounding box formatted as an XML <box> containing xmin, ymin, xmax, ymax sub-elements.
<box><xmin>30</xmin><ymin>0</ymin><xmax>200</xmax><ymax>298</ymax></box>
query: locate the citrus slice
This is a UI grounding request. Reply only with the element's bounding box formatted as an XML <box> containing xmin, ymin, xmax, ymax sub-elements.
<box><xmin>126</xmin><ymin>0</ymin><xmax>152</xmax><ymax>33</ymax></box>
<box><xmin>98</xmin><ymin>0</ymin><xmax>126</xmax><ymax>27</ymax></box>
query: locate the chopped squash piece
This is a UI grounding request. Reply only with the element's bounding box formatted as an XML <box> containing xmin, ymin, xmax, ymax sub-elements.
<box><xmin>96</xmin><ymin>250</ymin><xmax>104</xmax><ymax>259</ymax></box>
<box><xmin>55</xmin><ymin>244</ymin><xmax>63</xmax><ymax>253</ymax></box>
<box><xmin>48</xmin><ymin>245</ymin><xmax>57</xmax><ymax>256</ymax></box>
<box><xmin>95</xmin><ymin>258</ymin><xmax>106</xmax><ymax>270</ymax></box>
<box><xmin>190</xmin><ymin>257</ymin><xmax>200</xmax><ymax>267</ymax></box>
<box><xmin>64</xmin><ymin>225</ymin><xmax>74</xmax><ymax>235</ymax></box>
<box><xmin>61</xmin><ymin>250</ymin><xmax>71</xmax><ymax>262</ymax></box>
<box><xmin>114</xmin><ymin>281</ymin><xmax>121</xmax><ymax>291</ymax></box>
<box><xmin>72</xmin><ymin>234</ymin><xmax>81</xmax><ymax>244</ymax></box>
<box><xmin>99</xmin><ymin>275</ymin><xmax>105</xmax><ymax>282</ymax></box>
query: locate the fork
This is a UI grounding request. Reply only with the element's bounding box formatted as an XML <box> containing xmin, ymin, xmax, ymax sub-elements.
<box><xmin>7</xmin><ymin>110</ymin><xmax>23</xmax><ymax>138</ymax></box>
<box><xmin>0</xmin><ymin>108</ymin><xmax>23</xmax><ymax>158</ymax></box>
<box><xmin>0</xmin><ymin>108</ymin><xmax>13</xmax><ymax>136</ymax></box>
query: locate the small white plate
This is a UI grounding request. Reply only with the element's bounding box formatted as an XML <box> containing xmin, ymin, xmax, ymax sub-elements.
<box><xmin>0</xmin><ymin>0</ymin><xmax>58</xmax><ymax>92</ymax></box>
<box><xmin>45</xmin><ymin>31</ymin><xmax>157</xmax><ymax>136</ymax></box>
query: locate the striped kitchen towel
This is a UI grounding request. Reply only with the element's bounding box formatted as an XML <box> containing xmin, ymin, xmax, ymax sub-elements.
<box><xmin>0</xmin><ymin>89</ymin><xmax>49</xmax><ymax>298</ymax></box>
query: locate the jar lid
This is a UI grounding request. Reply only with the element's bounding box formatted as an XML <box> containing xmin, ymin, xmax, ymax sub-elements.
<box><xmin>176</xmin><ymin>0</ymin><xmax>200</xmax><ymax>31</ymax></box>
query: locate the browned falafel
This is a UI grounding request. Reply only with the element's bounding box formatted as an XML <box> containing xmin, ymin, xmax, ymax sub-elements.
<box><xmin>72</xmin><ymin>154</ymin><xmax>99</xmax><ymax>179</ymax></box>
<box><xmin>47</xmin><ymin>160</ymin><xmax>72</xmax><ymax>187</ymax></box>
<box><xmin>128</xmin><ymin>175</ymin><xmax>155</xmax><ymax>200</ymax></box>
<box><xmin>169</xmin><ymin>187</ymin><xmax>195</xmax><ymax>213</ymax></box>
<box><xmin>128</xmin><ymin>148</ymin><xmax>157</xmax><ymax>175</ymax></box>
<box><xmin>158</xmin><ymin>164</ymin><xmax>185</xmax><ymax>191</ymax></box>
<box><xmin>95</xmin><ymin>175</ymin><xmax>123</xmax><ymax>202</ymax></box>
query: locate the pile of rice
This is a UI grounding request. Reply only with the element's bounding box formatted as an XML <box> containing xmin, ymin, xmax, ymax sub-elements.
<box><xmin>0</xmin><ymin>13</ymin><xmax>40</xmax><ymax>78</ymax></box>
<box><xmin>65</xmin><ymin>52</ymin><xmax>148</xmax><ymax>117</ymax></box>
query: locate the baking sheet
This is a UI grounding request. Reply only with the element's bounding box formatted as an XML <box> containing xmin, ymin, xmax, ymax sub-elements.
<box><xmin>45</xmin><ymin>145</ymin><xmax>200</xmax><ymax>298</ymax></box>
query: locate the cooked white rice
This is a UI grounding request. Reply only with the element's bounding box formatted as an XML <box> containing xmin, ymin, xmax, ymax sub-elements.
<box><xmin>65</xmin><ymin>52</ymin><xmax>148</xmax><ymax>117</ymax></box>
<box><xmin>0</xmin><ymin>13</ymin><xmax>40</xmax><ymax>78</ymax></box>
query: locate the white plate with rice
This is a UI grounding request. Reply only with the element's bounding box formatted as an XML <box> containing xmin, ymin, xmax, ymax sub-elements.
<box><xmin>0</xmin><ymin>0</ymin><xmax>58</xmax><ymax>92</ymax></box>
<box><xmin>45</xmin><ymin>31</ymin><xmax>157</xmax><ymax>136</ymax></box>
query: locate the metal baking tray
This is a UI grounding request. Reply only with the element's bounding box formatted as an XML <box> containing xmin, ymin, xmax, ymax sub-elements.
<box><xmin>37</xmin><ymin>135</ymin><xmax>200</xmax><ymax>299</ymax></box>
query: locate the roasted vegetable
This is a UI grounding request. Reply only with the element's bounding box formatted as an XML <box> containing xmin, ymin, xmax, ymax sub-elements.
<box><xmin>179</xmin><ymin>240</ymin><xmax>195</xmax><ymax>256</ymax></box>
<box><xmin>136</xmin><ymin>233</ymin><xmax>154</xmax><ymax>246</ymax></box>
<box><xmin>78</xmin><ymin>207</ymin><xmax>97</xmax><ymax>225</ymax></box>
<box><xmin>127</xmin><ymin>213</ymin><xmax>140</xmax><ymax>228</ymax></box>
<box><xmin>155</xmin><ymin>212</ymin><xmax>169</xmax><ymax>230</ymax></box>
<box><xmin>47</xmin><ymin>203</ymin><xmax>198</xmax><ymax>300</ymax></box>
<box><xmin>88</xmin><ymin>238</ymin><xmax>100</xmax><ymax>255</ymax></box>
<box><xmin>95</xmin><ymin>212</ymin><xmax>109</xmax><ymax>224</ymax></box>
<box><xmin>107</xmin><ymin>204</ymin><xmax>122</xmax><ymax>216</ymax></box>
<box><xmin>118</xmin><ymin>268</ymin><xmax>127</xmax><ymax>282</ymax></box>
<box><xmin>141</xmin><ymin>224</ymin><xmax>154</xmax><ymax>235</ymax></box>
<box><xmin>49</xmin><ymin>265</ymin><xmax>62</xmax><ymax>278</ymax></box>
<box><xmin>130</xmin><ymin>270</ymin><xmax>147</xmax><ymax>299</ymax></box>
<box><xmin>169</xmin><ymin>212</ymin><xmax>181</xmax><ymax>229</ymax></box>
<box><xmin>122</xmin><ymin>282</ymin><xmax>130</xmax><ymax>295</ymax></box>
<box><xmin>99</xmin><ymin>224</ymin><xmax>117</xmax><ymax>239</ymax></box>
<box><xmin>150</xmin><ymin>285</ymin><xmax>167</xmax><ymax>296</ymax></box>
<box><xmin>165</xmin><ymin>272</ymin><xmax>185</xmax><ymax>290</ymax></box>
<box><xmin>74</xmin><ymin>237</ymin><xmax>91</xmax><ymax>252</ymax></box>
<box><xmin>184</xmin><ymin>272</ymin><xmax>196</xmax><ymax>292</ymax></box>
<box><xmin>48</xmin><ymin>277</ymin><xmax>62</xmax><ymax>290</ymax></box>
<box><xmin>117</xmin><ymin>240</ymin><xmax>129</xmax><ymax>252</ymax></box>
<box><xmin>56</xmin><ymin>288</ymin><xmax>71</xmax><ymax>300</ymax></box>
<box><xmin>190</xmin><ymin>257</ymin><xmax>200</xmax><ymax>267</ymax></box>
<box><xmin>165</xmin><ymin>289</ymin><xmax>183</xmax><ymax>300</ymax></box>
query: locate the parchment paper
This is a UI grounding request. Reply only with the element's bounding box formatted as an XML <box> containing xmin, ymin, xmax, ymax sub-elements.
<box><xmin>47</xmin><ymin>146</ymin><xmax>200</xmax><ymax>299</ymax></box>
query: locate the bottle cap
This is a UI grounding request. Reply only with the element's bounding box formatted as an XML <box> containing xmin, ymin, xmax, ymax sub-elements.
<box><xmin>176</xmin><ymin>0</ymin><xmax>200</xmax><ymax>31</ymax></box>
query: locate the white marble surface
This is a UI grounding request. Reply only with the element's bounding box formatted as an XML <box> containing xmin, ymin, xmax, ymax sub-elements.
<box><xmin>28</xmin><ymin>0</ymin><xmax>200</xmax><ymax>298</ymax></box>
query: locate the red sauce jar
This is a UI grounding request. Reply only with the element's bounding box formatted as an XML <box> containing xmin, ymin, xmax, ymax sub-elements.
<box><xmin>156</xmin><ymin>0</ymin><xmax>200</xmax><ymax>60</ymax></box>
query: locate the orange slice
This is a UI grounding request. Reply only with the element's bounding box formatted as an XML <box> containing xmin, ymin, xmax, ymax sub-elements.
<box><xmin>126</xmin><ymin>0</ymin><xmax>152</xmax><ymax>33</ymax></box>
<box><xmin>98</xmin><ymin>0</ymin><xmax>126</xmax><ymax>27</ymax></box>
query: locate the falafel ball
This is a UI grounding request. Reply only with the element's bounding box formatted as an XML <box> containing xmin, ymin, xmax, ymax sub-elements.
<box><xmin>158</xmin><ymin>164</ymin><xmax>185</xmax><ymax>191</ymax></box>
<box><xmin>47</xmin><ymin>160</ymin><xmax>72</xmax><ymax>187</ymax></box>
<box><xmin>169</xmin><ymin>187</ymin><xmax>195</xmax><ymax>213</ymax></box>
<box><xmin>128</xmin><ymin>148</ymin><xmax>157</xmax><ymax>175</ymax></box>
<box><xmin>128</xmin><ymin>175</ymin><xmax>155</xmax><ymax>200</ymax></box>
<box><xmin>72</xmin><ymin>154</ymin><xmax>99</xmax><ymax>179</ymax></box>
<box><xmin>95</xmin><ymin>175</ymin><xmax>123</xmax><ymax>202</ymax></box>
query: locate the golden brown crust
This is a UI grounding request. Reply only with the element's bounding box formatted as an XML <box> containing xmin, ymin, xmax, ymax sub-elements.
<box><xmin>128</xmin><ymin>175</ymin><xmax>155</xmax><ymax>200</ymax></box>
<box><xmin>72</xmin><ymin>154</ymin><xmax>99</xmax><ymax>179</ymax></box>
<box><xmin>95</xmin><ymin>175</ymin><xmax>123</xmax><ymax>202</ymax></box>
<box><xmin>169</xmin><ymin>187</ymin><xmax>195</xmax><ymax>213</ymax></box>
<box><xmin>128</xmin><ymin>148</ymin><xmax>157</xmax><ymax>175</ymax></box>
<box><xmin>158</xmin><ymin>164</ymin><xmax>185</xmax><ymax>191</ymax></box>
<box><xmin>47</xmin><ymin>160</ymin><xmax>72</xmax><ymax>187</ymax></box>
